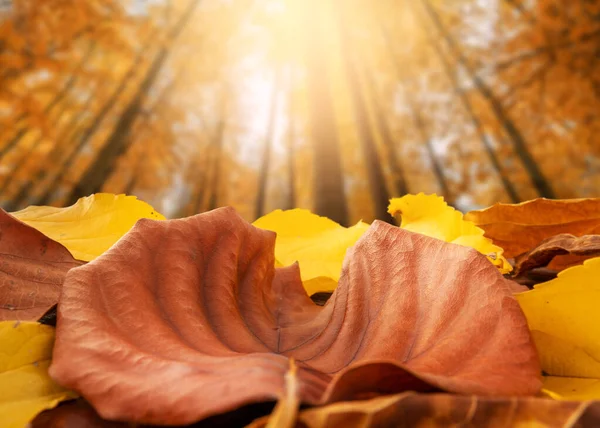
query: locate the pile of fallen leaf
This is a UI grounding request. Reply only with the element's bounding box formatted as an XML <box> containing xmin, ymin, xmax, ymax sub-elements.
<box><xmin>1</xmin><ymin>193</ymin><xmax>599</xmax><ymax>427</ymax></box>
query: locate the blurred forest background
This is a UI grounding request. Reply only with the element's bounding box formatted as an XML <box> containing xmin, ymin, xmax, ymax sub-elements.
<box><xmin>0</xmin><ymin>0</ymin><xmax>599</xmax><ymax>225</ymax></box>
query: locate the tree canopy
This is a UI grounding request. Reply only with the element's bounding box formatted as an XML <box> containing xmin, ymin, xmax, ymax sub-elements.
<box><xmin>0</xmin><ymin>0</ymin><xmax>598</xmax><ymax>224</ymax></box>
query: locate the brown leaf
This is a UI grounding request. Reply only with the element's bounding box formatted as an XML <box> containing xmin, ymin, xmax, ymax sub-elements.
<box><xmin>514</xmin><ymin>234</ymin><xmax>600</xmax><ymax>277</ymax></box>
<box><xmin>0</xmin><ymin>209</ymin><xmax>83</xmax><ymax>321</ymax></box>
<box><xmin>275</xmin><ymin>393</ymin><xmax>600</xmax><ymax>428</ymax></box>
<box><xmin>510</xmin><ymin>267</ymin><xmax>559</xmax><ymax>288</ymax></box>
<box><xmin>30</xmin><ymin>398</ymin><xmax>275</xmax><ymax>428</ymax></box>
<box><xmin>30</xmin><ymin>399</ymin><xmax>127</xmax><ymax>428</ymax></box>
<box><xmin>50</xmin><ymin>207</ymin><xmax>541</xmax><ymax>425</ymax></box>
<box><xmin>465</xmin><ymin>198</ymin><xmax>600</xmax><ymax>258</ymax></box>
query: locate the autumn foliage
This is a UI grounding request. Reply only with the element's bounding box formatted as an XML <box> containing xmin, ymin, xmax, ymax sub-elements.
<box><xmin>0</xmin><ymin>193</ymin><xmax>599</xmax><ymax>426</ymax></box>
<box><xmin>1</xmin><ymin>0</ymin><xmax>599</xmax><ymax>223</ymax></box>
<box><xmin>2</xmin><ymin>0</ymin><xmax>600</xmax><ymax>426</ymax></box>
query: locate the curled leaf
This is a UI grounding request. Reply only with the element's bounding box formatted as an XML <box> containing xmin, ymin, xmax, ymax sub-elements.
<box><xmin>0</xmin><ymin>321</ymin><xmax>76</xmax><ymax>428</ymax></box>
<box><xmin>510</xmin><ymin>267</ymin><xmax>558</xmax><ymax>289</ymax></box>
<box><xmin>12</xmin><ymin>193</ymin><xmax>165</xmax><ymax>261</ymax></box>
<box><xmin>253</xmin><ymin>209</ymin><xmax>369</xmax><ymax>294</ymax></box>
<box><xmin>514</xmin><ymin>234</ymin><xmax>600</xmax><ymax>277</ymax></box>
<box><xmin>51</xmin><ymin>208</ymin><xmax>540</xmax><ymax>425</ymax></box>
<box><xmin>0</xmin><ymin>209</ymin><xmax>83</xmax><ymax>321</ymax></box>
<box><xmin>388</xmin><ymin>193</ymin><xmax>511</xmax><ymax>273</ymax></box>
<box><xmin>465</xmin><ymin>198</ymin><xmax>600</xmax><ymax>258</ymax></box>
<box><xmin>517</xmin><ymin>257</ymin><xmax>600</xmax><ymax>387</ymax></box>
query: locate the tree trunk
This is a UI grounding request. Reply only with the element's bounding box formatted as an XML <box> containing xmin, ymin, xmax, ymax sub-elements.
<box><xmin>301</xmin><ymin>0</ymin><xmax>349</xmax><ymax>225</ymax></box>
<box><xmin>188</xmin><ymin>147</ymin><xmax>211</xmax><ymax>215</ymax></box>
<box><xmin>6</xmin><ymin>27</ymin><xmax>159</xmax><ymax>209</ymax></box>
<box><xmin>188</xmin><ymin>124</ymin><xmax>218</xmax><ymax>216</ymax></box>
<box><xmin>206</xmin><ymin>93</ymin><xmax>228</xmax><ymax>212</ymax></box>
<box><xmin>254</xmin><ymin>65</ymin><xmax>282</xmax><ymax>220</ymax></box>
<box><xmin>426</xmin><ymin>29</ymin><xmax>521</xmax><ymax>203</ymax></box>
<box><xmin>419</xmin><ymin>0</ymin><xmax>555</xmax><ymax>199</ymax></box>
<box><xmin>363</xmin><ymin>71</ymin><xmax>409</xmax><ymax>198</ymax></box>
<box><xmin>206</xmin><ymin>127</ymin><xmax>225</xmax><ymax>212</ymax></box>
<box><xmin>65</xmin><ymin>0</ymin><xmax>202</xmax><ymax>206</ymax></box>
<box><xmin>0</xmin><ymin>90</ymin><xmax>96</xmax><ymax>201</ymax></box>
<box><xmin>0</xmin><ymin>42</ymin><xmax>97</xmax><ymax>159</ymax></box>
<box><xmin>6</xmin><ymin>35</ymin><xmax>149</xmax><ymax>209</ymax></box>
<box><xmin>284</xmin><ymin>68</ymin><xmax>296</xmax><ymax>210</ymax></box>
<box><xmin>4</xmin><ymin>81</ymin><xmax>103</xmax><ymax>210</ymax></box>
<box><xmin>113</xmin><ymin>74</ymin><xmax>181</xmax><ymax>199</ymax></box>
<box><xmin>412</xmin><ymin>104</ymin><xmax>452</xmax><ymax>198</ymax></box>
<box><xmin>376</xmin><ymin>13</ymin><xmax>451</xmax><ymax>199</ymax></box>
<box><xmin>338</xmin><ymin>7</ymin><xmax>392</xmax><ymax>222</ymax></box>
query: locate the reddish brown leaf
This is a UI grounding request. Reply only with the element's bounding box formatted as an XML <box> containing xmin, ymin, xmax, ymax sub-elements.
<box><xmin>0</xmin><ymin>209</ymin><xmax>83</xmax><ymax>321</ymax></box>
<box><xmin>254</xmin><ymin>393</ymin><xmax>600</xmax><ymax>428</ymax></box>
<box><xmin>547</xmin><ymin>254</ymin><xmax>596</xmax><ymax>272</ymax></box>
<box><xmin>31</xmin><ymin>399</ymin><xmax>274</xmax><ymax>428</ymax></box>
<box><xmin>465</xmin><ymin>198</ymin><xmax>600</xmax><ymax>258</ymax></box>
<box><xmin>30</xmin><ymin>399</ymin><xmax>127</xmax><ymax>428</ymax></box>
<box><xmin>514</xmin><ymin>234</ymin><xmax>600</xmax><ymax>277</ymax></box>
<box><xmin>510</xmin><ymin>267</ymin><xmax>559</xmax><ymax>288</ymax></box>
<box><xmin>50</xmin><ymin>207</ymin><xmax>541</xmax><ymax>425</ymax></box>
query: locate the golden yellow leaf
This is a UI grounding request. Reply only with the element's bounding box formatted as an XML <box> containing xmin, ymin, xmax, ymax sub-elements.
<box><xmin>12</xmin><ymin>193</ymin><xmax>165</xmax><ymax>261</ymax></box>
<box><xmin>253</xmin><ymin>209</ymin><xmax>369</xmax><ymax>294</ymax></box>
<box><xmin>301</xmin><ymin>277</ymin><xmax>339</xmax><ymax>297</ymax></box>
<box><xmin>517</xmin><ymin>257</ymin><xmax>600</xmax><ymax>399</ymax></box>
<box><xmin>517</xmin><ymin>257</ymin><xmax>600</xmax><ymax>377</ymax></box>
<box><xmin>543</xmin><ymin>377</ymin><xmax>600</xmax><ymax>401</ymax></box>
<box><xmin>0</xmin><ymin>321</ymin><xmax>76</xmax><ymax>428</ymax></box>
<box><xmin>388</xmin><ymin>194</ymin><xmax>511</xmax><ymax>273</ymax></box>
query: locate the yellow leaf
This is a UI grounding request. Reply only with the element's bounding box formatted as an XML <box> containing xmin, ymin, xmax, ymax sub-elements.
<box><xmin>0</xmin><ymin>322</ymin><xmax>76</xmax><ymax>427</ymax></box>
<box><xmin>516</xmin><ymin>257</ymin><xmax>600</xmax><ymax>379</ymax></box>
<box><xmin>543</xmin><ymin>377</ymin><xmax>600</xmax><ymax>400</ymax></box>
<box><xmin>253</xmin><ymin>209</ymin><xmax>369</xmax><ymax>294</ymax></box>
<box><xmin>301</xmin><ymin>277</ymin><xmax>339</xmax><ymax>296</ymax></box>
<box><xmin>12</xmin><ymin>193</ymin><xmax>165</xmax><ymax>261</ymax></box>
<box><xmin>517</xmin><ymin>257</ymin><xmax>600</xmax><ymax>400</ymax></box>
<box><xmin>388</xmin><ymin>193</ymin><xmax>511</xmax><ymax>273</ymax></box>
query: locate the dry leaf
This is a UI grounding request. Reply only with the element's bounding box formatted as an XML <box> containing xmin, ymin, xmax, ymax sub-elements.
<box><xmin>510</xmin><ymin>267</ymin><xmax>559</xmax><ymax>288</ymax></box>
<box><xmin>465</xmin><ymin>198</ymin><xmax>600</xmax><ymax>258</ymax></box>
<box><xmin>12</xmin><ymin>193</ymin><xmax>165</xmax><ymax>261</ymax></box>
<box><xmin>31</xmin><ymin>398</ymin><xmax>276</xmax><ymax>428</ymax></box>
<box><xmin>31</xmin><ymin>400</ymin><xmax>128</xmax><ymax>428</ymax></box>
<box><xmin>0</xmin><ymin>321</ymin><xmax>76</xmax><ymax>428</ymax></box>
<box><xmin>269</xmin><ymin>392</ymin><xmax>600</xmax><ymax>428</ymax></box>
<box><xmin>388</xmin><ymin>194</ymin><xmax>511</xmax><ymax>273</ymax></box>
<box><xmin>253</xmin><ymin>209</ymin><xmax>369</xmax><ymax>295</ymax></box>
<box><xmin>514</xmin><ymin>234</ymin><xmax>600</xmax><ymax>277</ymax></box>
<box><xmin>0</xmin><ymin>209</ymin><xmax>83</xmax><ymax>321</ymax></box>
<box><xmin>50</xmin><ymin>207</ymin><xmax>540</xmax><ymax>425</ymax></box>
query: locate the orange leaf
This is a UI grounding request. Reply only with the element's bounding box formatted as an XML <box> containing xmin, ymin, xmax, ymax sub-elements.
<box><xmin>50</xmin><ymin>207</ymin><xmax>541</xmax><ymax>425</ymax></box>
<box><xmin>0</xmin><ymin>209</ymin><xmax>83</xmax><ymax>321</ymax></box>
<box><xmin>466</xmin><ymin>198</ymin><xmax>600</xmax><ymax>258</ymax></box>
